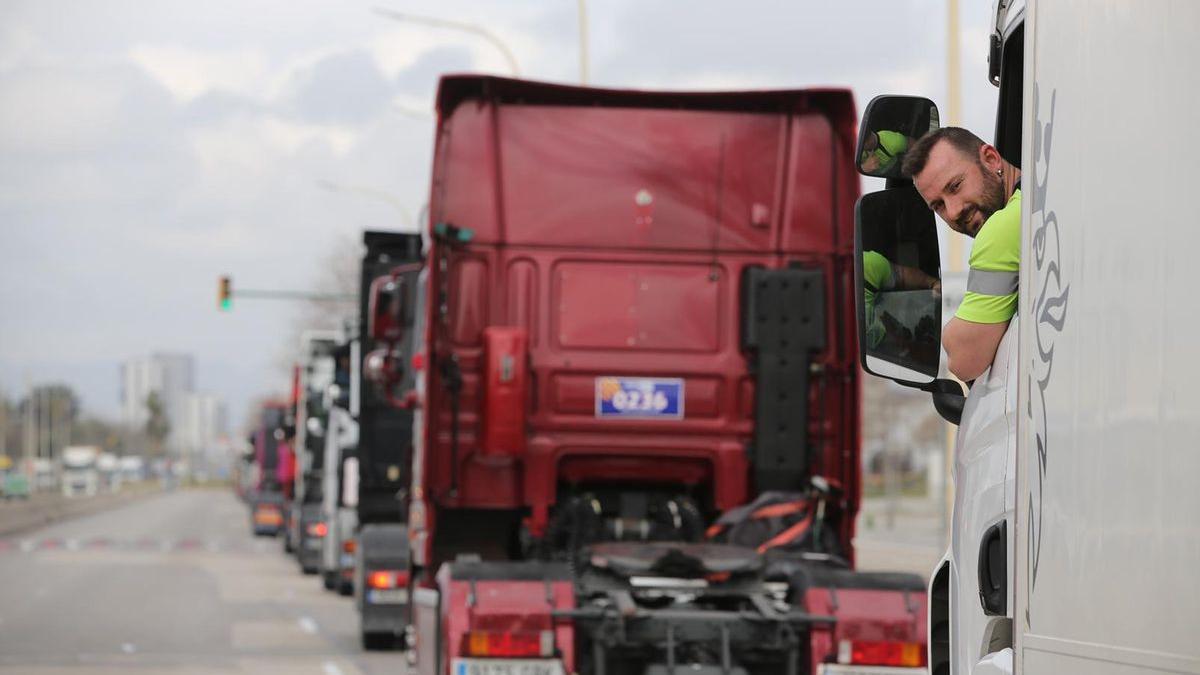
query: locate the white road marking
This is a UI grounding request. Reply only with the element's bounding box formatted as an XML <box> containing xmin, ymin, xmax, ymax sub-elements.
<box><xmin>297</xmin><ymin>616</ymin><xmax>318</xmax><ymax>634</ymax></box>
<box><xmin>323</xmin><ymin>661</ymin><xmax>344</xmax><ymax>675</ymax></box>
<box><xmin>121</xmin><ymin>643</ymin><xmax>136</xmax><ymax>654</ymax></box>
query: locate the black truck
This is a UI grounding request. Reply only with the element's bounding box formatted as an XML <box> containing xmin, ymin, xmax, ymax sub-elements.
<box><xmin>353</xmin><ymin>231</ymin><xmax>422</xmax><ymax>650</ymax></box>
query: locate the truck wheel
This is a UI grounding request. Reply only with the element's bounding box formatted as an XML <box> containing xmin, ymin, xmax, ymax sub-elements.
<box><xmin>362</xmin><ymin>632</ymin><xmax>393</xmax><ymax>650</ymax></box>
<box><xmin>338</xmin><ymin>580</ymin><xmax>353</xmax><ymax>596</ymax></box>
<box><xmin>322</xmin><ymin>572</ymin><xmax>336</xmax><ymax>591</ymax></box>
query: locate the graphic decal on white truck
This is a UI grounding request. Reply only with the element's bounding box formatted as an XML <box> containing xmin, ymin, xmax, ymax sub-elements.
<box><xmin>1026</xmin><ymin>86</ymin><xmax>1070</xmax><ymax>627</ymax></box>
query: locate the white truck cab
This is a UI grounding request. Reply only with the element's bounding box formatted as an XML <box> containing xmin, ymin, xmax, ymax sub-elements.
<box><xmin>61</xmin><ymin>446</ymin><xmax>100</xmax><ymax>498</ymax></box>
<box><xmin>854</xmin><ymin>2</ymin><xmax>1200</xmax><ymax>673</ymax></box>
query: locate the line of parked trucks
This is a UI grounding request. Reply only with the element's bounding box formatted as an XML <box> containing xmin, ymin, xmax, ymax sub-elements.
<box><xmin>237</xmin><ymin>71</ymin><xmax>930</xmax><ymax>674</ymax></box>
<box><xmin>233</xmin><ymin>4</ymin><xmax>1200</xmax><ymax>672</ymax></box>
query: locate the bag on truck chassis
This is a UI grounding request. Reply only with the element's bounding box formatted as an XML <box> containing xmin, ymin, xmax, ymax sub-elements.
<box><xmin>706</xmin><ymin>491</ymin><xmax>843</xmax><ymax>560</ymax></box>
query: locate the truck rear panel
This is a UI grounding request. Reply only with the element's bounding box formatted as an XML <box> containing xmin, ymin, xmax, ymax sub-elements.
<box><xmin>419</xmin><ymin>75</ymin><xmax>862</xmax><ymax>560</ymax></box>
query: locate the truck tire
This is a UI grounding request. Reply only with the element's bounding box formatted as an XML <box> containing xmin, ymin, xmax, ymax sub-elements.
<box><xmin>322</xmin><ymin>572</ymin><xmax>337</xmax><ymax>591</ymax></box>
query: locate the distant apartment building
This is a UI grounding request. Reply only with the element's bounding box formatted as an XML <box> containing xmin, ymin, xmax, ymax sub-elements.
<box><xmin>119</xmin><ymin>353</ymin><xmax>195</xmax><ymax>453</ymax></box>
<box><xmin>179</xmin><ymin>392</ymin><xmax>227</xmax><ymax>457</ymax></box>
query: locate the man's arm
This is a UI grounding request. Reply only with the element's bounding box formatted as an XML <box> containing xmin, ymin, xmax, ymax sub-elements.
<box><xmin>943</xmin><ymin>317</ymin><xmax>1009</xmax><ymax>381</ymax></box>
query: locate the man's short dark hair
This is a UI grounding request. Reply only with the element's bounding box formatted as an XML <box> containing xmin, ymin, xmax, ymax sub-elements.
<box><xmin>901</xmin><ymin>127</ymin><xmax>986</xmax><ymax>178</ymax></box>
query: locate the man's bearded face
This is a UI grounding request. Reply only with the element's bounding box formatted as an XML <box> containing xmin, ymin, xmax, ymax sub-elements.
<box><xmin>914</xmin><ymin>141</ymin><xmax>1008</xmax><ymax>237</ymax></box>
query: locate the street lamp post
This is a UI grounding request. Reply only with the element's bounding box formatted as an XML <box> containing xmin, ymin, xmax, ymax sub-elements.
<box><xmin>577</xmin><ymin>0</ymin><xmax>589</xmax><ymax>84</ymax></box>
<box><xmin>372</xmin><ymin>7</ymin><xmax>521</xmax><ymax>77</ymax></box>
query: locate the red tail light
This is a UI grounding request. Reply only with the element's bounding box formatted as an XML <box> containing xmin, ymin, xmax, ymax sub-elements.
<box><xmin>838</xmin><ymin>639</ymin><xmax>926</xmax><ymax>667</ymax></box>
<box><xmin>342</xmin><ymin>538</ymin><xmax>356</xmax><ymax>554</ymax></box>
<box><xmin>464</xmin><ymin>630</ymin><xmax>553</xmax><ymax>658</ymax></box>
<box><xmin>411</xmin><ymin>352</ymin><xmax>426</xmax><ymax>372</ymax></box>
<box><xmin>306</xmin><ymin>522</ymin><xmax>328</xmax><ymax>537</ymax></box>
<box><xmin>367</xmin><ymin>570</ymin><xmax>409</xmax><ymax>590</ymax></box>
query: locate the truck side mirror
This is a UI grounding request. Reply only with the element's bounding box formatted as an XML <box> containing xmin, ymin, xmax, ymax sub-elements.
<box><xmin>368</xmin><ymin>274</ymin><xmax>405</xmax><ymax>343</ymax></box>
<box><xmin>856</xmin><ymin>95</ymin><xmax>940</xmax><ymax>179</ymax></box>
<box><xmin>854</xmin><ymin>186</ymin><xmax>942</xmax><ymax>387</ymax></box>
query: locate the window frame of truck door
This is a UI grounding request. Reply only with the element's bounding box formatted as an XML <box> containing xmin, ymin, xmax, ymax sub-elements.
<box><xmin>994</xmin><ymin>19</ymin><xmax>1024</xmax><ymax>167</ymax></box>
<box><xmin>984</xmin><ymin>4</ymin><xmax>1025</xmax><ymax>648</ymax></box>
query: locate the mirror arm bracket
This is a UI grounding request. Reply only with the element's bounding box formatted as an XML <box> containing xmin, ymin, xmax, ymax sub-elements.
<box><xmin>922</xmin><ymin>377</ymin><xmax>966</xmax><ymax>425</ymax></box>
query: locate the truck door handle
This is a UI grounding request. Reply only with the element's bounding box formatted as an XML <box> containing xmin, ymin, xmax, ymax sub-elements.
<box><xmin>978</xmin><ymin>520</ymin><xmax>1007</xmax><ymax>616</ymax></box>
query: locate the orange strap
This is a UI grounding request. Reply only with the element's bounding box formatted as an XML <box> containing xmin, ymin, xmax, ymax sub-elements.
<box><xmin>756</xmin><ymin>512</ymin><xmax>815</xmax><ymax>554</ymax></box>
<box><xmin>750</xmin><ymin>501</ymin><xmax>808</xmax><ymax>520</ymax></box>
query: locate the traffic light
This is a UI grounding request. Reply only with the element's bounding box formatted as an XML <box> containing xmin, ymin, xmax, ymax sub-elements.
<box><xmin>218</xmin><ymin>275</ymin><xmax>233</xmax><ymax>312</ymax></box>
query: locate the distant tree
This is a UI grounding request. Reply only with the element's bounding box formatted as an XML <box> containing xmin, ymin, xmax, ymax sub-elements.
<box><xmin>18</xmin><ymin>384</ymin><xmax>80</xmax><ymax>459</ymax></box>
<box><xmin>145</xmin><ymin>392</ymin><xmax>171</xmax><ymax>457</ymax></box>
<box><xmin>278</xmin><ymin>232</ymin><xmax>360</xmax><ymax>378</ymax></box>
<box><xmin>0</xmin><ymin>395</ymin><xmax>11</xmax><ymax>461</ymax></box>
<box><xmin>72</xmin><ymin>416</ymin><xmax>124</xmax><ymax>453</ymax></box>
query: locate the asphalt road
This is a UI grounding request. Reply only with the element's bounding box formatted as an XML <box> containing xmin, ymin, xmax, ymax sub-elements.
<box><xmin>0</xmin><ymin>489</ymin><xmax>405</xmax><ymax>674</ymax></box>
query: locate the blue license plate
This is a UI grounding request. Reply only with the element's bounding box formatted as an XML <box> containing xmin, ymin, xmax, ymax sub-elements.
<box><xmin>595</xmin><ymin>377</ymin><xmax>683</xmax><ymax>419</ymax></box>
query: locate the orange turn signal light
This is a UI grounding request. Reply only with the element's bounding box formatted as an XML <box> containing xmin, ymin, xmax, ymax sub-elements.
<box><xmin>838</xmin><ymin>639</ymin><xmax>926</xmax><ymax>667</ymax></box>
<box><xmin>464</xmin><ymin>630</ymin><xmax>553</xmax><ymax>658</ymax></box>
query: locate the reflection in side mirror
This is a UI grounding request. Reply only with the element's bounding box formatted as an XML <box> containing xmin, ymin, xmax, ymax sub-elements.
<box><xmin>854</xmin><ymin>187</ymin><xmax>941</xmax><ymax>387</ymax></box>
<box><xmin>368</xmin><ymin>275</ymin><xmax>404</xmax><ymax>343</ymax></box>
<box><xmin>856</xmin><ymin>95</ymin><xmax>940</xmax><ymax>179</ymax></box>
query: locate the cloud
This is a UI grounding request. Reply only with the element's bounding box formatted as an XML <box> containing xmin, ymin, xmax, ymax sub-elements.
<box><xmin>0</xmin><ymin>23</ymin><xmax>44</xmax><ymax>71</ymax></box>
<box><xmin>282</xmin><ymin>49</ymin><xmax>394</xmax><ymax>125</ymax></box>
<box><xmin>0</xmin><ymin>0</ymin><xmax>1001</xmax><ymax>428</ymax></box>
<box><xmin>128</xmin><ymin>44</ymin><xmax>270</xmax><ymax>103</ymax></box>
<box><xmin>391</xmin><ymin>45</ymin><xmax>474</xmax><ymax>96</ymax></box>
<box><xmin>597</xmin><ymin>0</ymin><xmax>937</xmax><ymax>87</ymax></box>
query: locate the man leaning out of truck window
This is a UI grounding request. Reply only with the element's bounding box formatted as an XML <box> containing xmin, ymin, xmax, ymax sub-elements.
<box><xmin>901</xmin><ymin>127</ymin><xmax>1021</xmax><ymax>382</ymax></box>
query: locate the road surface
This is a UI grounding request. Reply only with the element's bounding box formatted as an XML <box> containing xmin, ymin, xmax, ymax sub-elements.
<box><xmin>0</xmin><ymin>489</ymin><xmax>404</xmax><ymax>674</ymax></box>
<box><xmin>0</xmin><ymin>488</ymin><xmax>947</xmax><ymax>673</ymax></box>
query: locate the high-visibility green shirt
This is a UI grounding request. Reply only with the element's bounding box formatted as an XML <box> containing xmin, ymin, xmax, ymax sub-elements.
<box><xmin>956</xmin><ymin>188</ymin><xmax>1021</xmax><ymax>324</ymax></box>
<box><xmin>872</xmin><ymin>130</ymin><xmax>909</xmax><ymax>172</ymax></box>
<box><xmin>863</xmin><ymin>250</ymin><xmax>894</xmax><ymax>304</ymax></box>
<box><xmin>862</xmin><ymin>251</ymin><xmax>894</xmax><ymax>347</ymax></box>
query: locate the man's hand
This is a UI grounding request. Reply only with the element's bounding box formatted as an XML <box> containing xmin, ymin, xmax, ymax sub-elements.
<box><xmin>943</xmin><ymin>317</ymin><xmax>1010</xmax><ymax>381</ymax></box>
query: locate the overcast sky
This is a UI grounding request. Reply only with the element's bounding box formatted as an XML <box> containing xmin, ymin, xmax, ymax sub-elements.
<box><xmin>0</xmin><ymin>0</ymin><xmax>998</xmax><ymax>430</ymax></box>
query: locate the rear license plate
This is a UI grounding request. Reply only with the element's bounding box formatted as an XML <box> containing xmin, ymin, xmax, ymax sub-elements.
<box><xmin>340</xmin><ymin>553</ymin><xmax>354</xmax><ymax>567</ymax></box>
<box><xmin>595</xmin><ymin>376</ymin><xmax>683</xmax><ymax>419</ymax></box>
<box><xmin>255</xmin><ymin>512</ymin><xmax>282</xmax><ymax>525</ymax></box>
<box><xmin>366</xmin><ymin>588</ymin><xmax>409</xmax><ymax>604</ymax></box>
<box><xmin>452</xmin><ymin>659</ymin><xmax>564</xmax><ymax>675</ymax></box>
